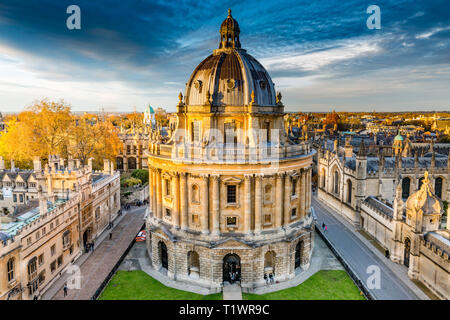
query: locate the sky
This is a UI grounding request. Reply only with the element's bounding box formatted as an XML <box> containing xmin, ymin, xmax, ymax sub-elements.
<box><xmin>0</xmin><ymin>0</ymin><xmax>449</xmax><ymax>113</ymax></box>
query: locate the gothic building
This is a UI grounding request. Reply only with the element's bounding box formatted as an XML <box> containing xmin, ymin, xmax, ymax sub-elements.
<box><xmin>145</xmin><ymin>10</ymin><xmax>315</xmax><ymax>292</ymax></box>
<box><xmin>317</xmin><ymin>139</ymin><xmax>449</xmax><ymax>225</ymax></box>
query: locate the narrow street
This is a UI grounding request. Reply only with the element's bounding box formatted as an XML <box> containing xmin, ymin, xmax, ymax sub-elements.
<box><xmin>41</xmin><ymin>206</ymin><xmax>146</xmax><ymax>300</ymax></box>
<box><xmin>312</xmin><ymin>197</ymin><xmax>424</xmax><ymax>300</ymax></box>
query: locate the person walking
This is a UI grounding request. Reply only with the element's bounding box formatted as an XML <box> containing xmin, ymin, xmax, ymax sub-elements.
<box><xmin>269</xmin><ymin>273</ymin><xmax>274</xmax><ymax>284</ymax></box>
<box><xmin>322</xmin><ymin>222</ymin><xmax>325</xmax><ymax>230</ymax></box>
<box><xmin>109</xmin><ymin>232</ymin><xmax>112</xmax><ymax>240</ymax></box>
<box><xmin>63</xmin><ymin>283</ymin><xmax>68</xmax><ymax>297</ymax></box>
<box><xmin>264</xmin><ymin>273</ymin><xmax>269</xmax><ymax>285</ymax></box>
<box><xmin>324</xmin><ymin>224</ymin><xmax>328</xmax><ymax>231</ymax></box>
<box><xmin>91</xmin><ymin>241</ymin><xmax>95</xmax><ymax>251</ymax></box>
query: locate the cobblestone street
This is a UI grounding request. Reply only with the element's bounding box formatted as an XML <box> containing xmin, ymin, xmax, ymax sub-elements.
<box><xmin>42</xmin><ymin>206</ymin><xmax>146</xmax><ymax>300</ymax></box>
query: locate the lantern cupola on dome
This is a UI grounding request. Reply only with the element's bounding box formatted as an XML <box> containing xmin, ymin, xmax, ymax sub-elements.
<box><xmin>219</xmin><ymin>8</ymin><xmax>241</xmax><ymax>49</ymax></box>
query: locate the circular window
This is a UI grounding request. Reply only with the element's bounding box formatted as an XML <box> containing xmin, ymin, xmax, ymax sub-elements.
<box><xmin>227</xmin><ymin>79</ymin><xmax>235</xmax><ymax>89</ymax></box>
<box><xmin>259</xmin><ymin>80</ymin><xmax>267</xmax><ymax>90</ymax></box>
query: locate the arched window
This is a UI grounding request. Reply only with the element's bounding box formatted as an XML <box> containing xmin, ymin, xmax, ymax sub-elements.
<box><xmin>191</xmin><ymin>184</ymin><xmax>199</xmax><ymax>203</ymax></box>
<box><xmin>418</xmin><ymin>177</ymin><xmax>425</xmax><ymax>189</ymax></box>
<box><xmin>402</xmin><ymin>177</ymin><xmax>411</xmax><ymax>199</ymax></box>
<box><xmin>321</xmin><ymin>168</ymin><xmax>326</xmax><ymax>188</ymax></box>
<box><xmin>333</xmin><ymin>170</ymin><xmax>340</xmax><ymax>195</ymax></box>
<box><xmin>295</xmin><ymin>241</ymin><xmax>303</xmax><ymax>269</ymax></box>
<box><xmin>7</xmin><ymin>258</ymin><xmax>15</xmax><ymax>282</ymax></box>
<box><xmin>159</xmin><ymin>241</ymin><xmax>168</xmax><ymax>269</ymax></box>
<box><xmin>435</xmin><ymin>177</ymin><xmax>443</xmax><ymax>199</ymax></box>
<box><xmin>346</xmin><ymin>180</ymin><xmax>352</xmax><ymax>204</ymax></box>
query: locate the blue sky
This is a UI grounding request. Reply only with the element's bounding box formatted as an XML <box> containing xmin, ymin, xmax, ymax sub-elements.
<box><xmin>0</xmin><ymin>0</ymin><xmax>449</xmax><ymax>113</ymax></box>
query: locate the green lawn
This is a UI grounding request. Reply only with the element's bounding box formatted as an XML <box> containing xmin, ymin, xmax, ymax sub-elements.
<box><xmin>243</xmin><ymin>270</ymin><xmax>365</xmax><ymax>300</ymax></box>
<box><xmin>99</xmin><ymin>270</ymin><xmax>222</xmax><ymax>300</ymax></box>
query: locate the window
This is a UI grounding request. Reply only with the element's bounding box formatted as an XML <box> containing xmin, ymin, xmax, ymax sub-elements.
<box><xmin>165</xmin><ymin>208</ymin><xmax>171</xmax><ymax>217</ymax></box>
<box><xmin>50</xmin><ymin>261</ymin><xmax>56</xmax><ymax>273</ymax></box>
<box><xmin>291</xmin><ymin>178</ymin><xmax>297</xmax><ymax>196</ymax></box>
<box><xmin>63</xmin><ymin>230</ymin><xmax>71</xmax><ymax>248</ymax></box>
<box><xmin>126</xmin><ymin>145</ymin><xmax>131</xmax><ymax>155</ymax></box>
<box><xmin>192</xmin><ymin>214</ymin><xmax>199</xmax><ymax>225</ymax></box>
<box><xmin>264</xmin><ymin>214</ymin><xmax>272</xmax><ymax>224</ymax></box>
<box><xmin>165</xmin><ymin>179</ymin><xmax>171</xmax><ymax>196</ymax></box>
<box><xmin>28</xmin><ymin>258</ymin><xmax>37</xmax><ymax>280</ymax></box>
<box><xmin>50</xmin><ymin>222</ymin><xmax>54</xmax><ymax>230</ymax></box>
<box><xmin>30</xmin><ymin>182</ymin><xmax>36</xmax><ymax>188</ymax></box>
<box><xmin>264</xmin><ymin>185</ymin><xmax>272</xmax><ymax>203</ymax></box>
<box><xmin>191</xmin><ymin>121</ymin><xmax>201</xmax><ymax>143</ymax></box>
<box><xmin>333</xmin><ymin>170</ymin><xmax>340</xmax><ymax>194</ymax></box>
<box><xmin>13</xmin><ymin>194</ymin><xmax>17</xmax><ymax>202</ymax></box>
<box><xmin>57</xmin><ymin>255</ymin><xmax>63</xmax><ymax>267</ymax></box>
<box><xmin>191</xmin><ymin>184</ymin><xmax>199</xmax><ymax>203</ymax></box>
<box><xmin>291</xmin><ymin>208</ymin><xmax>297</xmax><ymax>218</ymax></box>
<box><xmin>38</xmin><ymin>254</ymin><xmax>44</xmax><ymax>266</ymax></box>
<box><xmin>38</xmin><ymin>271</ymin><xmax>45</xmax><ymax>285</ymax></box>
<box><xmin>36</xmin><ymin>231</ymin><xmax>40</xmax><ymax>240</ymax></box>
<box><xmin>42</xmin><ymin>227</ymin><xmax>46</xmax><ymax>235</ymax></box>
<box><xmin>19</xmin><ymin>194</ymin><xmax>23</xmax><ymax>202</ymax></box>
<box><xmin>133</xmin><ymin>145</ymin><xmax>137</xmax><ymax>154</ymax></box>
<box><xmin>7</xmin><ymin>258</ymin><xmax>15</xmax><ymax>282</ymax></box>
<box><xmin>51</xmin><ymin>244</ymin><xmax>56</xmax><ymax>256</ymax></box>
<box><xmin>27</xmin><ymin>237</ymin><xmax>31</xmax><ymax>246</ymax></box>
<box><xmin>95</xmin><ymin>207</ymin><xmax>100</xmax><ymax>221</ymax></box>
<box><xmin>226</xmin><ymin>216</ymin><xmax>237</xmax><ymax>227</ymax></box>
<box><xmin>227</xmin><ymin>185</ymin><xmax>237</xmax><ymax>204</ymax></box>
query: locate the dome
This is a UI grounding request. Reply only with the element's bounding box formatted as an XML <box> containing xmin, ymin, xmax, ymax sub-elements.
<box><xmin>184</xmin><ymin>9</ymin><xmax>277</xmax><ymax>107</ymax></box>
<box><xmin>394</xmin><ymin>134</ymin><xmax>404</xmax><ymax>141</ymax></box>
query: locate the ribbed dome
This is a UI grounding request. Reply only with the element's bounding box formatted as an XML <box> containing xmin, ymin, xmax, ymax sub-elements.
<box><xmin>184</xmin><ymin>10</ymin><xmax>276</xmax><ymax>107</ymax></box>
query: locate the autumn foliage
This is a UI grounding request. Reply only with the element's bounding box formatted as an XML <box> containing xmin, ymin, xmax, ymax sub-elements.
<box><xmin>0</xmin><ymin>99</ymin><xmax>122</xmax><ymax>169</ymax></box>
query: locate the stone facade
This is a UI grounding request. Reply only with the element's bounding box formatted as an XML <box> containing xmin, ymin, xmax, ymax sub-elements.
<box><xmin>145</xmin><ymin>10</ymin><xmax>315</xmax><ymax>292</ymax></box>
<box><xmin>0</xmin><ymin>158</ymin><xmax>120</xmax><ymax>300</ymax></box>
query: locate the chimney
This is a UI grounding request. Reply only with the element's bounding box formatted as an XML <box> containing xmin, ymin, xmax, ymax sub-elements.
<box><xmin>110</xmin><ymin>161</ymin><xmax>114</xmax><ymax>175</ymax></box>
<box><xmin>68</xmin><ymin>158</ymin><xmax>74</xmax><ymax>171</ymax></box>
<box><xmin>103</xmin><ymin>159</ymin><xmax>110</xmax><ymax>174</ymax></box>
<box><xmin>76</xmin><ymin>159</ymin><xmax>81</xmax><ymax>169</ymax></box>
<box><xmin>10</xmin><ymin>159</ymin><xmax>15</xmax><ymax>172</ymax></box>
<box><xmin>88</xmin><ymin>158</ymin><xmax>93</xmax><ymax>171</ymax></box>
<box><xmin>38</xmin><ymin>186</ymin><xmax>48</xmax><ymax>214</ymax></box>
<box><xmin>0</xmin><ymin>156</ymin><xmax>4</xmax><ymax>170</ymax></box>
<box><xmin>59</xmin><ymin>157</ymin><xmax>65</xmax><ymax>170</ymax></box>
<box><xmin>33</xmin><ymin>156</ymin><xmax>42</xmax><ymax>172</ymax></box>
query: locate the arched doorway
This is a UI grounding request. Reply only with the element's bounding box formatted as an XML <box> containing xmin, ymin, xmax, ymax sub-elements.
<box><xmin>418</xmin><ymin>177</ymin><xmax>425</xmax><ymax>190</ymax></box>
<box><xmin>295</xmin><ymin>241</ymin><xmax>303</xmax><ymax>269</ymax></box>
<box><xmin>223</xmin><ymin>254</ymin><xmax>241</xmax><ymax>284</ymax></box>
<box><xmin>404</xmin><ymin>238</ymin><xmax>411</xmax><ymax>267</ymax></box>
<box><xmin>402</xmin><ymin>177</ymin><xmax>411</xmax><ymax>199</ymax></box>
<box><xmin>159</xmin><ymin>241</ymin><xmax>168</xmax><ymax>269</ymax></box>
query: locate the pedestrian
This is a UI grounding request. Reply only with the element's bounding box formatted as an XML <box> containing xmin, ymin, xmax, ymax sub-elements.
<box><xmin>264</xmin><ymin>273</ymin><xmax>268</xmax><ymax>285</ymax></box>
<box><xmin>324</xmin><ymin>224</ymin><xmax>328</xmax><ymax>231</ymax></box>
<box><xmin>268</xmin><ymin>273</ymin><xmax>273</xmax><ymax>284</ymax></box>
<box><xmin>63</xmin><ymin>283</ymin><xmax>68</xmax><ymax>297</ymax></box>
<box><xmin>385</xmin><ymin>249</ymin><xmax>390</xmax><ymax>259</ymax></box>
<box><xmin>92</xmin><ymin>241</ymin><xmax>95</xmax><ymax>251</ymax></box>
<box><xmin>33</xmin><ymin>295</ymin><xmax>38</xmax><ymax>300</ymax></box>
<box><xmin>109</xmin><ymin>232</ymin><xmax>112</xmax><ymax>240</ymax></box>
<box><xmin>322</xmin><ymin>222</ymin><xmax>325</xmax><ymax>230</ymax></box>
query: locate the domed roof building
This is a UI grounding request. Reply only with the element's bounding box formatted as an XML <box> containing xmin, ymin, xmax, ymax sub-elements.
<box><xmin>145</xmin><ymin>10</ymin><xmax>315</xmax><ymax>292</ymax></box>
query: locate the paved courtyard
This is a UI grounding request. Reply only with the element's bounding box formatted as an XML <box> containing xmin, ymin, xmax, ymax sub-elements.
<box><xmin>42</xmin><ymin>206</ymin><xmax>146</xmax><ymax>300</ymax></box>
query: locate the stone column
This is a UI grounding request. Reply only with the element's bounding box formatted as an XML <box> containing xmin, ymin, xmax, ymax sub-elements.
<box><xmin>254</xmin><ymin>174</ymin><xmax>262</xmax><ymax>234</ymax></box>
<box><xmin>306</xmin><ymin>168</ymin><xmax>311</xmax><ymax>214</ymax></box>
<box><xmin>173</xmin><ymin>173</ymin><xmax>180</xmax><ymax>229</ymax></box>
<box><xmin>149</xmin><ymin>169</ymin><xmax>154</xmax><ymax>215</ymax></box>
<box><xmin>156</xmin><ymin>169</ymin><xmax>162</xmax><ymax>220</ymax></box>
<box><xmin>201</xmin><ymin>174</ymin><xmax>209</xmax><ymax>234</ymax></box>
<box><xmin>211</xmin><ymin>175</ymin><xmax>220</xmax><ymax>235</ymax></box>
<box><xmin>180</xmin><ymin>173</ymin><xmax>188</xmax><ymax>230</ymax></box>
<box><xmin>284</xmin><ymin>172</ymin><xmax>291</xmax><ymax>225</ymax></box>
<box><xmin>300</xmin><ymin>169</ymin><xmax>306</xmax><ymax>218</ymax></box>
<box><xmin>244</xmin><ymin>174</ymin><xmax>252</xmax><ymax>233</ymax></box>
<box><xmin>275</xmin><ymin>173</ymin><xmax>283</xmax><ymax>229</ymax></box>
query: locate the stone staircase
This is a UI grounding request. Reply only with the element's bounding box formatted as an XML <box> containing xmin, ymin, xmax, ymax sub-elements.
<box><xmin>223</xmin><ymin>282</ymin><xmax>242</xmax><ymax>300</ymax></box>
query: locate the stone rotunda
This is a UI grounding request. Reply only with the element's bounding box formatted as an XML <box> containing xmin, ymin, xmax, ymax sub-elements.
<box><xmin>145</xmin><ymin>9</ymin><xmax>316</xmax><ymax>292</ymax></box>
